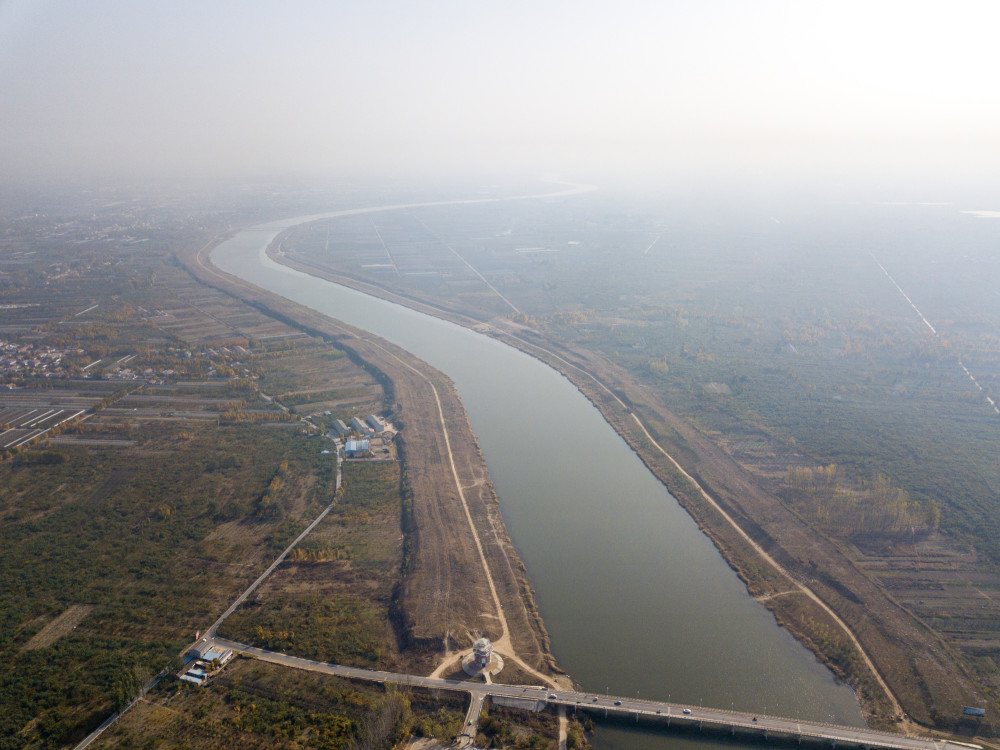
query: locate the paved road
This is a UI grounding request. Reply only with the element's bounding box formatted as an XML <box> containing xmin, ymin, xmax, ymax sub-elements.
<box><xmin>213</xmin><ymin>638</ymin><xmax>974</xmax><ymax>750</ymax></box>
<box><xmin>459</xmin><ymin>692</ymin><xmax>486</xmax><ymax>749</ymax></box>
<box><xmin>74</xmin><ymin>438</ymin><xmax>340</xmax><ymax>750</ymax></box>
<box><xmin>203</xmin><ymin>494</ymin><xmax>337</xmax><ymax>641</ymax></box>
<box><xmin>73</xmin><ymin>669</ymin><xmax>168</xmax><ymax>750</ymax></box>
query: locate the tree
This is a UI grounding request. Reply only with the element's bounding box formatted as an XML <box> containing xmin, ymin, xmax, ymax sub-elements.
<box><xmin>110</xmin><ymin>664</ymin><xmax>143</xmax><ymax>710</ymax></box>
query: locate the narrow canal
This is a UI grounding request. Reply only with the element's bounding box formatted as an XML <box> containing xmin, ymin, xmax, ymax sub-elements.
<box><xmin>212</xmin><ymin>201</ymin><xmax>864</xmax><ymax>750</ymax></box>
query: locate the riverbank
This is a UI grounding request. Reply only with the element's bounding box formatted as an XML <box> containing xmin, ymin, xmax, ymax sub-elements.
<box><xmin>507</xmin><ymin>339</ymin><xmax>985</xmax><ymax>733</ymax></box>
<box><xmin>263</xmin><ymin>236</ymin><xmax>982</xmax><ymax>736</ymax></box>
<box><xmin>178</xmin><ymin>237</ymin><xmax>565</xmax><ymax>684</ymax></box>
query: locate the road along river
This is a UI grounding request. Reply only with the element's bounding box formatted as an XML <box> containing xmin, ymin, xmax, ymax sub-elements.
<box><xmin>211</xmin><ymin>197</ymin><xmax>864</xmax><ymax>750</ymax></box>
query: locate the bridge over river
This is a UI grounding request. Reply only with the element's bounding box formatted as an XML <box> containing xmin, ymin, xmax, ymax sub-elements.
<box><xmin>212</xmin><ymin>638</ymin><xmax>974</xmax><ymax>750</ymax></box>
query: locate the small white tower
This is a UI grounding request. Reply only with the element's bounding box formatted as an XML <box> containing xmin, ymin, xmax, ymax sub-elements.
<box><xmin>473</xmin><ymin>637</ymin><xmax>493</xmax><ymax>668</ymax></box>
<box><xmin>462</xmin><ymin>636</ymin><xmax>504</xmax><ymax>678</ymax></box>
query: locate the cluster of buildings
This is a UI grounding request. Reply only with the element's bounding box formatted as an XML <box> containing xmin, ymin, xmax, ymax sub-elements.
<box><xmin>331</xmin><ymin>414</ymin><xmax>393</xmax><ymax>458</ymax></box>
<box><xmin>0</xmin><ymin>323</ymin><xmax>266</xmax><ymax>388</ymax></box>
<box><xmin>96</xmin><ymin>344</ymin><xmax>257</xmax><ymax>383</ymax></box>
<box><xmin>101</xmin><ymin>365</ymin><xmax>165</xmax><ymax>381</ymax></box>
<box><xmin>0</xmin><ymin>339</ymin><xmax>80</xmax><ymax>382</ymax></box>
<box><xmin>0</xmin><ymin>336</ymin><xmax>254</xmax><ymax>385</ymax></box>
<box><xmin>179</xmin><ymin>640</ymin><xmax>234</xmax><ymax>686</ymax></box>
<box><xmin>332</xmin><ymin>414</ymin><xmax>388</xmax><ymax>438</ymax></box>
<box><xmin>202</xmin><ymin>344</ymin><xmax>252</xmax><ymax>359</ymax></box>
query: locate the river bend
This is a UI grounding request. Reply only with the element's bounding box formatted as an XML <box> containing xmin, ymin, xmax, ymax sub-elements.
<box><xmin>211</xmin><ymin>196</ymin><xmax>863</xmax><ymax>749</ymax></box>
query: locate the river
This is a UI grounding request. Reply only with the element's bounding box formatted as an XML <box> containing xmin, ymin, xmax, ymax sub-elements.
<box><xmin>211</xmin><ymin>198</ymin><xmax>864</xmax><ymax>749</ymax></box>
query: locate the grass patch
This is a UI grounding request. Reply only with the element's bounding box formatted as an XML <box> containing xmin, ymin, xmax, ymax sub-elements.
<box><xmin>94</xmin><ymin>658</ymin><xmax>466</xmax><ymax>750</ymax></box>
<box><xmin>218</xmin><ymin>460</ymin><xmax>404</xmax><ymax>669</ymax></box>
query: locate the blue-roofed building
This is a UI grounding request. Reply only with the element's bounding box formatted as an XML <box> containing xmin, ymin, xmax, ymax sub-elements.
<box><xmin>344</xmin><ymin>439</ymin><xmax>370</xmax><ymax>457</ymax></box>
<box><xmin>180</xmin><ymin>666</ymin><xmax>207</xmax><ymax>685</ymax></box>
<box><xmin>202</xmin><ymin>648</ymin><xmax>233</xmax><ymax>666</ymax></box>
<box><xmin>180</xmin><ymin>640</ymin><xmax>234</xmax><ymax>685</ymax></box>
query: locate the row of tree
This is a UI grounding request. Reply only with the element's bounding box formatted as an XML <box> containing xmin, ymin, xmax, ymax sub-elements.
<box><xmin>783</xmin><ymin>464</ymin><xmax>940</xmax><ymax>538</ymax></box>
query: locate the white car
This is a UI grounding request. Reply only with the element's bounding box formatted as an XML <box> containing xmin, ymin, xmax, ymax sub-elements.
<box><xmin>683</xmin><ymin>708</ymin><xmax>692</xmax><ymax>714</ymax></box>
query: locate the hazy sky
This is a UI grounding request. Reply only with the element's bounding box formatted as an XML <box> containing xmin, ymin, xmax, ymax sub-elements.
<box><xmin>2</xmin><ymin>0</ymin><xmax>999</xmax><ymax>186</ymax></box>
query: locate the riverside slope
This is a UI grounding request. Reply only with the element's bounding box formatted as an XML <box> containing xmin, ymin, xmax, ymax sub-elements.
<box><xmin>181</xmin><ymin>237</ymin><xmax>562</xmax><ymax>682</ymax></box>
<box><xmin>256</xmin><ymin>193</ymin><xmax>986</xmax><ymax>736</ymax></box>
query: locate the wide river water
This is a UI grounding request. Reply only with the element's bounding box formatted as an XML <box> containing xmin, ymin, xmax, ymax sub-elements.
<box><xmin>212</xmin><ymin>200</ymin><xmax>864</xmax><ymax>749</ymax></box>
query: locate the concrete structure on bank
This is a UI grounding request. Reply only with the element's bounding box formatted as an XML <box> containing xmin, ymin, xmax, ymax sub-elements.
<box><xmin>462</xmin><ymin>637</ymin><xmax>503</xmax><ymax>678</ymax></box>
<box><xmin>472</xmin><ymin>638</ymin><xmax>493</xmax><ymax>668</ymax></box>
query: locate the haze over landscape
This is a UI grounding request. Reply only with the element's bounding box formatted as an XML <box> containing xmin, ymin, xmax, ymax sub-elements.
<box><xmin>3</xmin><ymin>3</ymin><xmax>1000</xmax><ymax>750</ymax></box>
<box><xmin>3</xmin><ymin>0</ymin><xmax>1000</xmax><ymax>190</ymax></box>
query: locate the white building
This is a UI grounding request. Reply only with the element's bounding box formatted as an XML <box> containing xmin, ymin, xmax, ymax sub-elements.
<box><xmin>473</xmin><ymin>638</ymin><xmax>493</xmax><ymax>669</ymax></box>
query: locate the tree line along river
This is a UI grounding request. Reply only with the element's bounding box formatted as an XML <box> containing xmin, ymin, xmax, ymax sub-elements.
<box><xmin>211</xmin><ymin>200</ymin><xmax>863</xmax><ymax>750</ymax></box>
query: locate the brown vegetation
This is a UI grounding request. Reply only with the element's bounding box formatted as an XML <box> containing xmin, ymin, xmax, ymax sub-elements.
<box><xmin>488</xmin><ymin>331</ymin><xmax>988</xmax><ymax>730</ymax></box>
<box><xmin>92</xmin><ymin>658</ymin><xmax>469</xmax><ymax>750</ymax></box>
<box><xmin>0</xmin><ymin>227</ymin><xmax>399</xmax><ymax>746</ymax></box>
<box><xmin>219</xmin><ymin>460</ymin><xmax>404</xmax><ymax>669</ymax></box>
<box><xmin>181</xmin><ymin>238</ymin><xmax>557</xmax><ymax>679</ymax></box>
<box><xmin>783</xmin><ymin>465</ymin><xmax>940</xmax><ymax>538</ymax></box>
<box><xmin>265</xmin><ymin>238</ymin><xmax>995</xmax><ymax>733</ymax></box>
<box><xmin>20</xmin><ymin>605</ymin><xmax>93</xmax><ymax>652</ymax></box>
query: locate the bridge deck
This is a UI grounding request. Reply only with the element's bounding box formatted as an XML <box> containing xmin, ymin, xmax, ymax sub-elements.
<box><xmin>212</xmin><ymin>638</ymin><xmax>974</xmax><ymax>750</ymax></box>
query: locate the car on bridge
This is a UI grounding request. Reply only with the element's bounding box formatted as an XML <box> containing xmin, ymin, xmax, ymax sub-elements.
<box><xmin>683</xmin><ymin>708</ymin><xmax>692</xmax><ymax>714</ymax></box>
